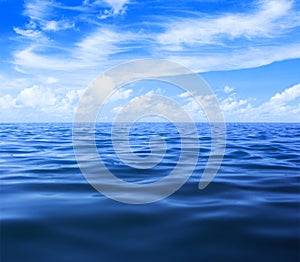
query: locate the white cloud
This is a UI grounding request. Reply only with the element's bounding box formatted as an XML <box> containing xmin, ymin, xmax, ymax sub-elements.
<box><xmin>0</xmin><ymin>85</ymin><xmax>84</xmax><ymax>114</ymax></box>
<box><xmin>75</xmin><ymin>27</ymin><xmax>125</xmax><ymax>62</ymax></box>
<box><xmin>104</xmin><ymin>0</ymin><xmax>129</xmax><ymax>14</ymax></box>
<box><xmin>22</xmin><ymin>0</ymin><xmax>76</xmax><ymax>33</ymax></box>
<box><xmin>0</xmin><ymin>95</ymin><xmax>16</xmax><ymax>109</ymax></box>
<box><xmin>178</xmin><ymin>95</ymin><xmax>211</xmax><ymax>123</ymax></box>
<box><xmin>0</xmin><ymin>85</ymin><xmax>85</xmax><ymax>121</ymax></box>
<box><xmin>111</xmin><ymin>90</ymin><xmax>219</xmax><ymax>123</ymax></box>
<box><xmin>168</xmin><ymin>43</ymin><xmax>300</xmax><ymax>72</ymax></box>
<box><xmin>181</xmin><ymin>94</ymin><xmax>220</xmax><ymax>121</ymax></box>
<box><xmin>0</xmin><ymin>76</ymin><xmax>31</xmax><ymax>92</ymax></box>
<box><xmin>219</xmin><ymin>83</ymin><xmax>300</xmax><ymax>121</ymax></box>
<box><xmin>23</xmin><ymin>0</ymin><xmax>53</xmax><ymax>21</ymax></box>
<box><xmin>268</xmin><ymin>84</ymin><xmax>300</xmax><ymax>104</ymax></box>
<box><xmin>112</xmin><ymin>105</ymin><xmax>122</xmax><ymax>114</ymax></box>
<box><xmin>43</xmin><ymin>20</ymin><xmax>60</xmax><ymax>31</ymax></box>
<box><xmin>109</xmin><ymin>88</ymin><xmax>133</xmax><ymax>102</ymax></box>
<box><xmin>16</xmin><ymin>85</ymin><xmax>57</xmax><ymax>108</ymax></box>
<box><xmin>1</xmin><ymin>82</ymin><xmax>299</xmax><ymax>122</ymax></box>
<box><xmin>168</xmin><ymin>84</ymin><xmax>300</xmax><ymax>122</ymax></box>
<box><xmin>13</xmin><ymin>0</ymin><xmax>135</xmax><ymax>72</ymax></box>
<box><xmin>157</xmin><ymin>0</ymin><xmax>297</xmax><ymax>50</ymax></box>
<box><xmin>12</xmin><ymin>0</ymin><xmax>300</xmax><ymax>74</ymax></box>
<box><xmin>99</xmin><ymin>0</ymin><xmax>129</xmax><ymax>19</ymax></box>
<box><xmin>224</xmin><ymin>85</ymin><xmax>234</xmax><ymax>94</ymax></box>
<box><xmin>5</xmin><ymin>0</ymin><xmax>300</xmax><ymax>123</ymax></box>
<box><xmin>13</xmin><ymin>27</ymin><xmax>130</xmax><ymax>71</ymax></box>
<box><xmin>13</xmin><ymin>27</ymin><xmax>48</xmax><ymax>42</ymax></box>
<box><xmin>221</xmin><ymin>94</ymin><xmax>249</xmax><ymax>112</ymax></box>
<box><xmin>178</xmin><ymin>91</ymin><xmax>191</xmax><ymax>98</ymax></box>
<box><xmin>251</xmin><ymin>84</ymin><xmax>300</xmax><ymax>120</ymax></box>
<box><xmin>57</xmin><ymin>89</ymin><xmax>85</xmax><ymax>113</ymax></box>
<box><xmin>110</xmin><ymin>92</ymin><xmax>193</xmax><ymax>122</ymax></box>
<box><xmin>45</xmin><ymin>77</ymin><xmax>58</xmax><ymax>84</ymax></box>
<box><xmin>42</xmin><ymin>20</ymin><xmax>75</xmax><ymax>31</ymax></box>
<box><xmin>13</xmin><ymin>46</ymin><xmax>78</xmax><ymax>71</ymax></box>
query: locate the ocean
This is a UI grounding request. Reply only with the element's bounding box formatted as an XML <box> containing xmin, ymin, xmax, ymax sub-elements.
<box><xmin>1</xmin><ymin>122</ymin><xmax>299</xmax><ymax>262</ymax></box>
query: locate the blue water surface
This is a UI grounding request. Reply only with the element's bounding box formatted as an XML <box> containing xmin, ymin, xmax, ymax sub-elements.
<box><xmin>1</xmin><ymin>122</ymin><xmax>299</xmax><ymax>262</ymax></box>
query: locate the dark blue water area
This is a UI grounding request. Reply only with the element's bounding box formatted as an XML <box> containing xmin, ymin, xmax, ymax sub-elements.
<box><xmin>1</xmin><ymin>122</ymin><xmax>299</xmax><ymax>262</ymax></box>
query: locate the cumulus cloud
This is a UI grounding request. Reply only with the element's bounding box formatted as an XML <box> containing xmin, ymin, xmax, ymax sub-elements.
<box><xmin>0</xmin><ymin>75</ymin><xmax>32</xmax><ymax>92</ymax></box>
<box><xmin>1</xmin><ymin>83</ymin><xmax>299</xmax><ymax>122</ymax></box>
<box><xmin>219</xmin><ymin>84</ymin><xmax>300</xmax><ymax>121</ymax></box>
<box><xmin>57</xmin><ymin>89</ymin><xmax>85</xmax><ymax>113</ymax></box>
<box><xmin>175</xmin><ymin>84</ymin><xmax>300</xmax><ymax>122</ymax></box>
<box><xmin>109</xmin><ymin>88</ymin><xmax>133</xmax><ymax>102</ymax></box>
<box><xmin>16</xmin><ymin>85</ymin><xmax>57</xmax><ymax>108</ymax></box>
<box><xmin>0</xmin><ymin>85</ymin><xmax>84</xmax><ymax>118</ymax></box>
<box><xmin>221</xmin><ymin>94</ymin><xmax>250</xmax><ymax>112</ymax></box>
<box><xmin>224</xmin><ymin>85</ymin><xmax>234</xmax><ymax>94</ymax></box>
<box><xmin>112</xmin><ymin>92</ymin><xmax>193</xmax><ymax>122</ymax></box>
<box><xmin>0</xmin><ymin>95</ymin><xmax>16</xmax><ymax>109</ymax></box>
<box><xmin>178</xmin><ymin>91</ymin><xmax>191</xmax><ymax>98</ymax></box>
<box><xmin>45</xmin><ymin>77</ymin><xmax>58</xmax><ymax>84</ymax></box>
<box><xmin>251</xmin><ymin>84</ymin><xmax>300</xmax><ymax>120</ymax></box>
<box><xmin>179</xmin><ymin>94</ymin><xmax>220</xmax><ymax>122</ymax></box>
<box><xmin>99</xmin><ymin>0</ymin><xmax>129</xmax><ymax>19</ymax></box>
<box><xmin>268</xmin><ymin>84</ymin><xmax>300</xmax><ymax>104</ymax></box>
<box><xmin>108</xmin><ymin>84</ymin><xmax>300</xmax><ymax>123</ymax></box>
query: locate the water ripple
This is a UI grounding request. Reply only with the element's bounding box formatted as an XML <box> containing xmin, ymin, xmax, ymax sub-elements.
<box><xmin>1</xmin><ymin>122</ymin><xmax>299</xmax><ymax>262</ymax></box>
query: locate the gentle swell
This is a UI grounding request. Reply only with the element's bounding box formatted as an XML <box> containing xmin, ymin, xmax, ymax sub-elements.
<box><xmin>1</xmin><ymin>122</ymin><xmax>299</xmax><ymax>262</ymax></box>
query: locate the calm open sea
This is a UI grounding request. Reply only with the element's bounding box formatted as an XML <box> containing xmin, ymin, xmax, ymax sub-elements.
<box><xmin>1</xmin><ymin>123</ymin><xmax>299</xmax><ymax>262</ymax></box>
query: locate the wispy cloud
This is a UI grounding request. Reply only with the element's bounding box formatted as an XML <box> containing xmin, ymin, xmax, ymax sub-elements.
<box><xmin>23</xmin><ymin>0</ymin><xmax>53</xmax><ymax>21</ymax></box>
<box><xmin>23</xmin><ymin>0</ymin><xmax>75</xmax><ymax>32</ymax></box>
<box><xmin>13</xmin><ymin>27</ymin><xmax>131</xmax><ymax>71</ymax></box>
<box><xmin>167</xmin><ymin>43</ymin><xmax>300</xmax><ymax>72</ymax></box>
<box><xmin>11</xmin><ymin>0</ymin><xmax>300</xmax><ymax>73</ymax></box>
<box><xmin>157</xmin><ymin>0</ymin><xmax>298</xmax><ymax>50</ymax></box>
<box><xmin>153</xmin><ymin>0</ymin><xmax>300</xmax><ymax>71</ymax></box>
<box><xmin>42</xmin><ymin>19</ymin><xmax>74</xmax><ymax>31</ymax></box>
<box><xmin>74</xmin><ymin>27</ymin><xmax>129</xmax><ymax>63</ymax></box>
<box><xmin>13</xmin><ymin>27</ymin><xmax>47</xmax><ymax>42</ymax></box>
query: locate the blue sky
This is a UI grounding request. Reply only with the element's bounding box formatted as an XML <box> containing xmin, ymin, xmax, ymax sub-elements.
<box><xmin>0</xmin><ymin>0</ymin><xmax>299</xmax><ymax>122</ymax></box>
